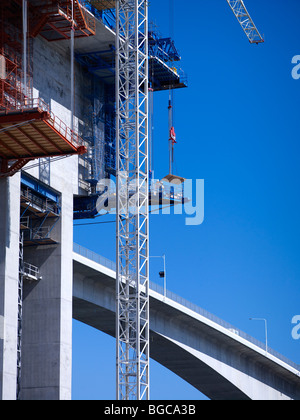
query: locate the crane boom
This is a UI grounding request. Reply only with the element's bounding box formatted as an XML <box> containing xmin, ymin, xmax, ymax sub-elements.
<box><xmin>226</xmin><ymin>0</ymin><xmax>264</xmax><ymax>44</ymax></box>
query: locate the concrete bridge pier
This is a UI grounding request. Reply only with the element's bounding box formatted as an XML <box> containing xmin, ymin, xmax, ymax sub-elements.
<box><xmin>20</xmin><ymin>189</ymin><xmax>74</xmax><ymax>400</ymax></box>
<box><xmin>0</xmin><ymin>159</ymin><xmax>77</xmax><ymax>400</ymax></box>
<box><xmin>0</xmin><ymin>176</ymin><xmax>21</xmax><ymax>400</ymax></box>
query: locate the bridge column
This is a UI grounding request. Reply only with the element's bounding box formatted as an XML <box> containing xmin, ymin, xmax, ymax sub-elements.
<box><xmin>20</xmin><ymin>189</ymin><xmax>73</xmax><ymax>400</ymax></box>
<box><xmin>0</xmin><ymin>175</ymin><xmax>21</xmax><ymax>400</ymax></box>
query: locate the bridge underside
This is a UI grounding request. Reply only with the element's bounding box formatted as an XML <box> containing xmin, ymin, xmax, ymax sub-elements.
<box><xmin>73</xmin><ymin>296</ymin><xmax>249</xmax><ymax>400</ymax></box>
<box><xmin>73</xmin><ymin>257</ymin><xmax>300</xmax><ymax>401</ymax></box>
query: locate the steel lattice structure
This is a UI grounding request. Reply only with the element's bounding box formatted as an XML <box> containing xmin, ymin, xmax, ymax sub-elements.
<box><xmin>115</xmin><ymin>0</ymin><xmax>150</xmax><ymax>401</ymax></box>
<box><xmin>226</xmin><ymin>0</ymin><xmax>264</xmax><ymax>44</ymax></box>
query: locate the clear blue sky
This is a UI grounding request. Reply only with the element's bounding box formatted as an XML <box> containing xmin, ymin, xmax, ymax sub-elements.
<box><xmin>72</xmin><ymin>0</ymin><xmax>300</xmax><ymax>400</ymax></box>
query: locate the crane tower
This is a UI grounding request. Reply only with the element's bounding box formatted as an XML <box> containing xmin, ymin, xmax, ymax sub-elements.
<box><xmin>116</xmin><ymin>0</ymin><xmax>150</xmax><ymax>400</ymax></box>
<box><xmin>114</xmin><ymin>0</ymin><xmax>263</xmax><ymax>401</ymax></box>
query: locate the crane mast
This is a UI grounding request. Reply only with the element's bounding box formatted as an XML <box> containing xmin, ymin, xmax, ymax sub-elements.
<box><xmin>114</xmin><ymin>0</ymin><xmax>263</xmax><ymax>402</ymax></box>
<box><xmin>226</xmin><ymin>0</ymin><xmax>264</xmax><ymax>44</ymax></box>
<box><xmin>116</xmin><ymin>0</ymin><xmax>150</xmax><ymax>401</ymax></box>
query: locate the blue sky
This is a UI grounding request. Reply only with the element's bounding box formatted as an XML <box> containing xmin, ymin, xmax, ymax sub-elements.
<box><xmin>72</xmin><ymin>0</ymin><xmax>300</xmax><ymax>400</ymax></box>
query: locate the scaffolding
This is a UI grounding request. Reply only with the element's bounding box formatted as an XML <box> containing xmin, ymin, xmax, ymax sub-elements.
<box><xmin>17</xmin><ymin>234</ymin><xmax>24</xmax><ymax>401</ymax></box>
<box><xmin>0</xmin><ymin>1</ymin><xmax>33</xmax><ymax>111</ymax></box>
<box><xmin>80</xmin><ymin>77</ymin><xmax>110</xmax><ymax>187</ymax></box>
<box><xmin>73</xmin><ymin>1</ymin><xmax>186</xmax><ymax>219</ymax></box>
<box><xmin>0</xmin><ymin>98</ymin><xmax>87</xmax><ymax>177</ymax></box>
<box><xmin>0</xmin><ymin>1</ymin><xmax>90</xmax><ymax>178</ymax></box>
<box><xmin>17</xmin><ymin>232</ymin><xmax>40</xmax><ymax>400</ymax></box>
<box><xmin>148</xmin><ymin>23</ymin><xmax>187</xmax><ymax>91</ymax></box>
<box><xmin>78</xmin><ymin>3</ymin><xmax>187</xmax><ymax>92</ymax></box>
<box><xmin>0</xmin><ymin>0</ymin><xmax>95</xmax><ymax>113</ymax></box>
<box><xmin>25</xmin><ymin>0</ymin><xmax>95</xmax><ymax>41</ymax></box>
<box><xmin>20</xmin><ymin>173</ymin><xmax>61</xmax><ymax>246</ymax></box>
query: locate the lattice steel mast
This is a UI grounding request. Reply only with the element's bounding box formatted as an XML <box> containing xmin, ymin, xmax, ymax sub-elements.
<box><xmin>116</xmin><ymin>0</ymin><xmax>150</xmax><ymax>400</ymax></box>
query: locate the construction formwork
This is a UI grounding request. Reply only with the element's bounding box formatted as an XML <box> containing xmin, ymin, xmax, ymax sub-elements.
<box><xmin>0</xmin><ymin>1</ymin><xmax>90</xmax><ymax>178</ymax></box>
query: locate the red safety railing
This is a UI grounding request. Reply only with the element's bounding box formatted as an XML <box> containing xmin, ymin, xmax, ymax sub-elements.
<box><xmin>12</xmin><ymin>98</ymin><xmax>85</xmax><ymax>150</ymax></box>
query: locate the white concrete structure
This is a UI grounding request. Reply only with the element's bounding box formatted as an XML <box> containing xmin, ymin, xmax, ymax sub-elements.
<box><xmin>0</xmin><ymin>176</ymin><xmax>21</xmax><ymax>400</ymax></box>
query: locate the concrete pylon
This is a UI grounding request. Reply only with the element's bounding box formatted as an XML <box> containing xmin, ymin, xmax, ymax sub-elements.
<box><xmin>0</xmin><ymin>173</ymin><xmax>73</xmax><ymax>400</ymax></box>
<box><xmin>20</xmin><ymin>189</ymin><xmax>73</xmax><ymax>400</ymax></box>
<box><xmin>0</xmin><ymin>175</ymin><xmax>21</xmax><ymax>400</ymax></box>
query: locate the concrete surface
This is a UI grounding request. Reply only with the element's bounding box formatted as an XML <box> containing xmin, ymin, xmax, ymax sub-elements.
<box><xmin>0</xmin><ymin>175</ymin><xmax>20</xmax><ymax>400</ymax></box>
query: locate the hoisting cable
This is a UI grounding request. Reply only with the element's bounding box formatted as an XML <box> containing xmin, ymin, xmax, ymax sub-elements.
<box><xmin>168</xmin><ymin>0</ymin><xmax>177</xmax><ymax>176</ymax></box>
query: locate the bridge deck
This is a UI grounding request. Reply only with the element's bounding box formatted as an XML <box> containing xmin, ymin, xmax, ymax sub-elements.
<box><xmin>72</xmin><ymin>243</ymin><xmax>300</xmax><ymax>400</ymax></box>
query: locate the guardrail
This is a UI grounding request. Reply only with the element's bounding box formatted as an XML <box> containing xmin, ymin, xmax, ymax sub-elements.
<box><xmin>73</xmin><ymin>242</ymin><xmax>300</xmax><ymax>372</ymax></box>
<box><xmin>74</xmin><ymin>243</ymin><xmax>116</xmax><ymax>271</ymax></box>
<box><xmin>22</xmin><ymin>262</ymin><xmax>40</xmax><ymax>281</ymax></box>
<box><xmin>9</xmin><ymin>98</ymin><xmax>85</xmax><ymax>150</ymax></box>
